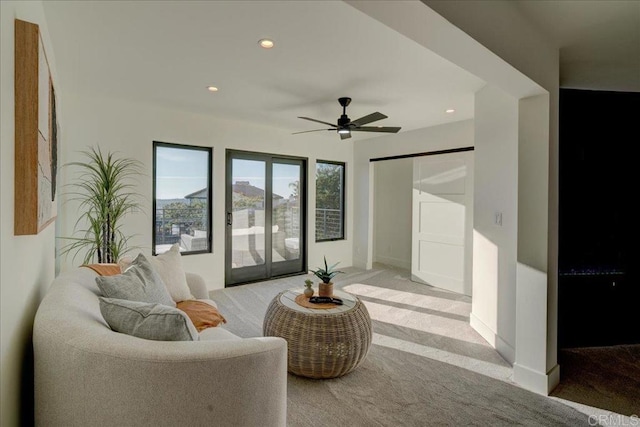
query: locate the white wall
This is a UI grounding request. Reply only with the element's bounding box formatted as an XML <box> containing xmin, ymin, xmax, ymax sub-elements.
<box><xmin>470</xmin><ymin>84</ymin><xmax>519</xmax><ymax>364</ymax></box>
<box><xmin>423</xmin><ymin>0</ymin><xmax>560</xmax><ymax>393</ymax></box>
<box><xmin>353</xmin><ymin>120</ymin><xmax>474</xmax><ymax>270</ymax></box>
<box><xmin>56</xmin><ymin>93</ymin><xmax>354</xmax><ymax>289</ymax></box>
<box><xmin>515</xmin><ymin>93</ymin><xmax>557</xmax><ymax>392</ymax></box>
<box><xmin>349</xmin><ymin>0</ymin><xmax>559</xmax><ymax>394</ymax></box>
<box><xmin>1</xmin><ymin>2</ymin><xmax>58</xmax><ymax>425</ymax></box>
<box><xmin>373</xmin><ymin>158</ymin><xmax>412</xmax><ymax>270</ymax></box>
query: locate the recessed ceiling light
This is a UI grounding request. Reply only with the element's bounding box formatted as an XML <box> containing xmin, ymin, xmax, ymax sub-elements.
<box><xmin>207</xmin><ymin>86</ymin><xmax>219</xmax><ymax>92</ymax></box>
<box><xmin>446</xmin><ymin>109</ymin><xmax>456</xmax><ymax>113</ymax></box>
<box><xmin>258</xmin><ymin>39</ymin><xmax>274</xmax><ymax>49</ymax></box>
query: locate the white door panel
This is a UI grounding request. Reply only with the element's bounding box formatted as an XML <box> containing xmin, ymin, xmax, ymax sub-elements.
<box><xmin>416</xmin><ymin>159</ymin><xmax>466</xmax><ymax>195</ymax></box>
<box><xmin>418</xmin><ymin>241</ymin><xmax>464</xmax><ymax>278</ymax></box>
<box><xmin>411</xmin><ymin>151</ymin><xmax>473</xmax><ymax>295</ymax></box>
<box><xmin>418</xmin><ymin>200</ymin><xmax>465</xmax><ymax>242</ymax></box>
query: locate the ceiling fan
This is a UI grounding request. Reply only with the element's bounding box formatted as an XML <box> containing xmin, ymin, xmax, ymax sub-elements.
<box><xmin>293</xmin><ymin>97</ymin><xmax>401</xmax><ymax>140</ymax></box>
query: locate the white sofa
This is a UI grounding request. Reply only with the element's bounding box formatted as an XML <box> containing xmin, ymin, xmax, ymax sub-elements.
<box><xmin>33</xmin><ymin>267</ymin><xmax>287</xmax><ymax>426</ymax></box>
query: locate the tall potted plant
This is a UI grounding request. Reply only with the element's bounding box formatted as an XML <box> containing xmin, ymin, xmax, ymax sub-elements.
<box><xmin>310</xmin><ymin>256</ymin><xmax>344</xmax><ymax>297</ymax></box>
<box><xmin>60</xmin><ymin>146</ymin><xmax>143</xmax><ymax>264</ymax></box>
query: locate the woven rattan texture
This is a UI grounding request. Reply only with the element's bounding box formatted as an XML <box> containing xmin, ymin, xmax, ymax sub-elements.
<box><xmin>263</xmin><ymin>291</ymin><xmax>372</xmax><ymax>379</ymax></box>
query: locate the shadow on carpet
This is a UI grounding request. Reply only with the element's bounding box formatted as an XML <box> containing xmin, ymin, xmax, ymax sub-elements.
<box><xmin>552</xmin><ymin>345</ymin><xmax>640</xmax><ymax>417</ymax></box>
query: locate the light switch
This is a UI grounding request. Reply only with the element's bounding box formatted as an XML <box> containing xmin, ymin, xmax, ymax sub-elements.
<box><xmin>495</xmin><ymin>212</ymin><xmax>503</xmax><ymax>226</ymax></box>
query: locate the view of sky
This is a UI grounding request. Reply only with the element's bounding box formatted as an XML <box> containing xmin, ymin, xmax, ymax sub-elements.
<box><xmin>233</xmin><ymin>159</ymin><xmax>299</xmax><ymax>199</ymax></box>
<box><xmin>155</xmin><ymin>147</ymin><xmax>299</xmax><ymax>200</ymax></box>
<box><xmin>155</xmin><ymin>146</ymin><xmax>209</xmax><ymax>199</ymax></box>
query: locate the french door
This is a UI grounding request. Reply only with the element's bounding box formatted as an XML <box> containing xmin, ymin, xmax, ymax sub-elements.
<box><xmin>225</xmin><ymin>150</ymin><xmax>306</xmax><ymax>286</ymax></box>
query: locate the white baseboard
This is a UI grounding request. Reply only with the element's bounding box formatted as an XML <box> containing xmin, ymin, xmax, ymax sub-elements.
<box><xmin>470</xmin><ymin>313</ymin><xmax>515</xmax><ymax>364</ymax></box>
<box><xmin>374</xmin><ymin>255</ymin><xmax>411</xmax><ymax>270</ymax></box>
<box><xmin>513</xmin><ymin>362</ymin><xmax>560</xmax><ymax>395</ymax></box>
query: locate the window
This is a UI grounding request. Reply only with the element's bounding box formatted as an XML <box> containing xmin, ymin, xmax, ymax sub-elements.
<box><xmin>315</xmin><ymin>160</ymin><xmax>345</xmax><ymax>241</ymax></box>
<box><xmin>153</xmin><ymin>142</ymin><xmax>212</xmax><ymax>255</ymax></box>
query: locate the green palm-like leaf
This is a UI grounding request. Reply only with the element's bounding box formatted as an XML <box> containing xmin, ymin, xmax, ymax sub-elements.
<box><xmin>310</xmin><ymin>256</ymin><xmax>344</xmax><ymax>283</ymax></box>
<box><xmin>59</xmin><ymin>146</ymin><xmax>144</xmax><ymax>264</ymax></box>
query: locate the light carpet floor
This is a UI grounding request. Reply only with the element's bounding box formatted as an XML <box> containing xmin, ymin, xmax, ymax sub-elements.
<box><xmin>210</xmin><ymin>264</ymin><xmax>599</xmax><ymax>426</ymax></box>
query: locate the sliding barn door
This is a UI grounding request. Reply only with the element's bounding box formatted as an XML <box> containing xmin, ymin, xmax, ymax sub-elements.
<box><xmin>411</xmin><ymin>151</ymin><xmax>473</xmax><ymax>295</ymax></box>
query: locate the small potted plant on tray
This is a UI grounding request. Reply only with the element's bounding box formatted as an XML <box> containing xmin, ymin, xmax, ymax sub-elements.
<box><xmin>303</xmin><ymin>279</ymin><xmax>314</xmax><ymax>298</ymax></box>
<box><xmin>310</xmin><ymin>256</ymin><xmax>344</xmax><ymax>297</ymax></box>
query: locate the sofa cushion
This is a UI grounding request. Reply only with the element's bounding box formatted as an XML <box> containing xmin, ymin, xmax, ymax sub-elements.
<box><xmin>177</xmin><ymin>300</ymin><xmax>226</xmax><ymax>332</ymax></box>
<box><xmin>150</xmin><ymin>243</ymin><xmax>194</xmax><ymax>302</ymax></box>
<box><xmin>199</xmin><ymin>325</ymin><xmax>242</xmax><ymax>341</ymax></box>
<box><xmin>96</xmin><ymin>253</ymin><xmax>175</xmax><ymax>307</ymax></box>
<box><xmin>193</xmin><ymin>229</ymin><xmax>207</xmax><ymax>238</ymax></box>
<box><xmin>99</xmin><ymin>297</ymin><xmax>199</xmax><ymax>341</ymax></box>
<box><xmin>118</xmin><ymin>245</ymin><xmax>194</xmax><ymax>303</ymax></box>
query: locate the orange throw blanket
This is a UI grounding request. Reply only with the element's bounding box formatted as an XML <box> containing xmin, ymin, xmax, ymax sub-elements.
<box><xmin>177</xmin><ymin>300</ymin><xmax>227</xmax><ymax>332</ymax></box>
<box><xmin>82</xmin><ymin>263</ymin><xmax>121</xmax><ymax>276</ymax></box>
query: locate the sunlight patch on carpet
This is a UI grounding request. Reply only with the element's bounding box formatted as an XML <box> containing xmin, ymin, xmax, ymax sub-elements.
<box><xmin>372</xmin><ymin>332</ymin><xmax>513</xmax><ymax>382</ymax></box>
<box><xmin>343</xmin><ymin>283</ymin><xmax>470</xmax><ymax>315</ymax></box>
<box><xmin>363</xmin><ymin>300</ymin><xmax>484</xmax><ymax>343</ymax></box>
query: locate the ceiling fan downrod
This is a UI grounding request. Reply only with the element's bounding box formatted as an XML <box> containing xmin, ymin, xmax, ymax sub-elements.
<box><xmin>337</xmin><ymin>97</ymin><xmax>352</xmax><ymax>128</ymax></box>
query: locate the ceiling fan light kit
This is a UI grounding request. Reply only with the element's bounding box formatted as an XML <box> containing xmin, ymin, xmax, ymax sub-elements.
<box><xmin>293</xmin><ymin>97</ymin><xmax>401</xmax><ymax>140</ymax></box>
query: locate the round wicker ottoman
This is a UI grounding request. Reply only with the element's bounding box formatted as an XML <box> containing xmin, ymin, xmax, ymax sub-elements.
<box><xmin>263</xmin><ymin>289</ymin><xmax>372</xmax><ymax>379</ymax></box>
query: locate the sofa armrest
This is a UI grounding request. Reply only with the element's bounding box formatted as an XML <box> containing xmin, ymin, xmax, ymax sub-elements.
<box><xmin>185</xmin><ymin>272</ymin><xmax>209</xmax><ymax>299</ymax></box>
<box><xmin>35</xmin><ymin>326</ymin><xmax>288</xmax><ymax>427</ymax></box>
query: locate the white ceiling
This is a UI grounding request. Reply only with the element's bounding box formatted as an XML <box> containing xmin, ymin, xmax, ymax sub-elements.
<box><xmin>513</xmin><ymin>0</ymin><xmax>640</xmax><ymax>91</ymax></box>
<box><xmin>42</xmin><ymin>1</ymin><xmax>485</xmax><ymax>139</ymax></box>
<box><xmin>42</xmin><ymin>1</ymin><xmax>639</xmax><ymax>140</ymax></box>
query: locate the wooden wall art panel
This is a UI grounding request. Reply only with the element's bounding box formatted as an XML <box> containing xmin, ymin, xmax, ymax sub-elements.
<box><xmin>15</xmin><ymin>19</ymin><xmax>58</xmax><ymax>235</ymax></box>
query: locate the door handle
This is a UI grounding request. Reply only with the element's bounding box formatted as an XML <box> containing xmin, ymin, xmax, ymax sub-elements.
<box><xmin>226</xmin><ymin>212</ymin><xmax>233</xmax><ymax>226</ymax></box>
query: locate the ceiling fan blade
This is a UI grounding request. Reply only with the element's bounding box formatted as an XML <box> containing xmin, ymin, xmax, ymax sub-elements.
<box><xmin>350</xmin><ymin>112</ymin><xmax>387</xmax><ymax>127</ymax></box>
<box><xmin>340</xmin><ymin>132</ymin><xmax>352</xmax><ymax>140</ymax></box>
<box><xmin>292</xmin><ymin>128</ymin><xmax>334</xmax><ymax>135</ymax></box>
<box><xmin>298</xmin><ymin>116</ymin><xmax>337</xmax><ymax>128</ymax></box>
<box><xmin>351</xmin><ymin>126</ymin><xmax>401</xmax><ymax>133</ymax></box>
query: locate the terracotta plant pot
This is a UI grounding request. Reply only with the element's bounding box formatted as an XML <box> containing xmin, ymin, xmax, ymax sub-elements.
<box><xmin>318</xmin><ymin>282</ymin><xmax>333</xmax><ymax>297</ymax></box>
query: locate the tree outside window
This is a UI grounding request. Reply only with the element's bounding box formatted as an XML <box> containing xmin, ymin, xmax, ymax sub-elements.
<box><xmin>316</xmin><ymin>161</ymin><xmax>345</xmax><ymax>241</ymax></box>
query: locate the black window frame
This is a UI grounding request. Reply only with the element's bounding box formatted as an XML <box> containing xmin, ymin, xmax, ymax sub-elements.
<box><xmin>152</xmin><ymin>141</ymin><xmax>213</xmax><ymax>256</ymax></box>
<box><xmin>315</xmin><ymin>160</ymin><xmax>346</xmax><ymax>242</ymax></box>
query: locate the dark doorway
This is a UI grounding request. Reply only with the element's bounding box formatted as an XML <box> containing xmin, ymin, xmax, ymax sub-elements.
<box><xmin>558</xmin><ymin>89</ymin><xmax>640</xmax><ymax>348</ymax></box>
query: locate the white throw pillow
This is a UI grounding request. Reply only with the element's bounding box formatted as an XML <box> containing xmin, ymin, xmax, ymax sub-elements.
<box><xmin>150</xmin><ymin>243</ymin><xmax>194</xmax><ymax>303</ymax></box>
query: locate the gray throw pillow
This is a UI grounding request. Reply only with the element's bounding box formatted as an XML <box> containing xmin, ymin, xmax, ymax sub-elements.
<box><xmin>99</xmin><ymin>297</ymin><xmax>199</xmax><ymax>341</ymax></box>
<box><xmin>96</xmin><ymin>253</ymin><xmax>175</xmax><ymax>307</ymax></box>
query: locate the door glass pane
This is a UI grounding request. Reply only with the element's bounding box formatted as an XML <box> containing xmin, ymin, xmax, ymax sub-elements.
<box><xmin>231</xmin><ymin>159</ymin><xmax>266</xmax><ymax>268</ymax></box>
<box><xmin>272</xmin><ymin>163</ymin><xmax>301</xmax><ymax>262</ymax></box>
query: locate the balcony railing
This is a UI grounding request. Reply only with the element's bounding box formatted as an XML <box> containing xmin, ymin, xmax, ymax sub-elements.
<box><xmin>316</xmin><ymin>208</ymin><xmax>342</xmax><ymax>240</ymax></box>
<box><xmin>155</xmin><ymin>206</ymin><xmax>207</xmax><ymax>246</ymax></box>
<box><xmin>155</xmin><ymin>206</ymin><xmax>342</xmax><ymax>245</ymax></box>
